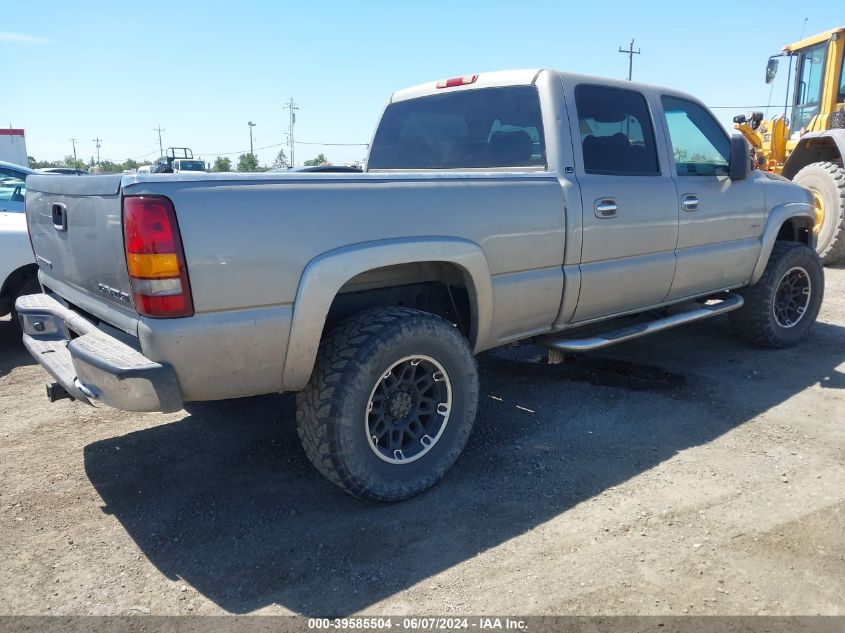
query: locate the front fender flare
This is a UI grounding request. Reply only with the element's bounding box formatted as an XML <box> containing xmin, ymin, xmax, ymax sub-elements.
<box><xmin>282</xmin><ymin>237</ymin><xmax>493</xmax><ymax>391</ymax></box>
<box><xmin>749</xmin><ymin>202</ymin><xmax>815</xmax><ymax>284</ymax></box>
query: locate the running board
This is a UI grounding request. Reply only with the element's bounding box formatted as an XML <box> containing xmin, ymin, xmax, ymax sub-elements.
<box><xmin>537</xmin><ymin>293</ymin><xmax>744</xmax><ymax>353</ymax></box>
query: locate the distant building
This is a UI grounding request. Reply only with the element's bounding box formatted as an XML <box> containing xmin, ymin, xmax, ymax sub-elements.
<box><xmin>0</xmin><ymin>129</ymin><xmax>27</xmax><ymax>167</ymax></box>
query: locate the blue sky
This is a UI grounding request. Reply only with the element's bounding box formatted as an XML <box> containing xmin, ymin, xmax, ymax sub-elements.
<box><xmin>3</xmin><ymin>1</ymin><xmax>842</xmax><ymax>167</ymax></box>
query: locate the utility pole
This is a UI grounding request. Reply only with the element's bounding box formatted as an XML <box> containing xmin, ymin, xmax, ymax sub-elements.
<box><xmin>248</xmin><ymin>121</ymin><xmax>256</xmax><ymax>155</ymax></box>
<box><xmin>92</xmin><ymin>137</ymin><xmax>102</xmax><ymax>165</ymax></box>
<box><xmin>618</xmin><ymin>38</ymin><xmax>641</xmax><ymax>81</ymax></box>
<box><xmin>284</xmin><ymin>98</ymin><xmax>299</xmax><ymax>167</ymax></box>
<box><xmin>69</xmin><ymin>138</ymin><xmax>78</xmax><ymax>166</ymax></box>
<box><xmin>153</xmin><ymin>125</ymin><xmax>165</xmax><ymax>158</ymax></box>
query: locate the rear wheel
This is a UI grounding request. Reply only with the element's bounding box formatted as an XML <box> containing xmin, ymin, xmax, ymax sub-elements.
<box><xmin>296</xmin><ymin>307</ymin><xmax>479</xmax><ymax>501</ymax></box>
<box><xmin>793</xmin><ymin>161</ymin><xmax>845</xmax><ymax>265</ymax></box>
<box><xmin>729</xmin><ymin>242</ymin><xmax>824</xmax><ymax>347</ymax></box>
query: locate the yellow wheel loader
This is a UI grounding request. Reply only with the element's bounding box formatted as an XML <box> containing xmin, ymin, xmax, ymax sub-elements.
<box><xmin>734</xmin><ymin>26</ymin><xmax>845</xmax><ymax>264</ymax></box>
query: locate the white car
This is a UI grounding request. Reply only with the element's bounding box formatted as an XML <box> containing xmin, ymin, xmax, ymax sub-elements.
<box><xmin>0</xmin><ymin>161</ymin><xmax>39</xmax><ymax>330</ymax></box>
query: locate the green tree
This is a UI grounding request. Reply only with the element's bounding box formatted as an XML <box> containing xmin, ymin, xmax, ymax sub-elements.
<box><xmin>121</xmin><ymin>158</ymin><xmax>139</xmax><ymax>172</ymax></box>
<box><xmin>212</xmin><ymin>156</ymin><xmax>232</xmax><ymax>172</ymax></box>
<box><xmin>237</xmin><ymin>153</ymin><xmax>259</xmax><ymax>172</ymax></box>
<box><xmin>271</xmin><ymin>149</ymin><xmax>289</xmax><ymax>169</ymax></box>
<box><xmin>27</xmin><ymin>157</ymin><xmax>61</xmax><ymax>169</ymax></box>
<box><xmin>62</xmin><ymin>155</ymin><xmax>88</xmax><ymax>171</ymax></box>
<box><xmin>303</xmin><ymin>153</ymin><xmax>328</xmax><ymax>167</ymax></box>
<box><xmin>97</xmin><ymin>160</ymin><xmax>122</xmax><ymax>173</ymax></box>
<box><xmin>673</xmin><ymin>148</ymin><xmax>689</xmax><ymax>163</ymax></box>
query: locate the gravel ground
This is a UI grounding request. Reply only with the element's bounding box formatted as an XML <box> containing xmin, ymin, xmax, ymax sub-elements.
<box><xmin>0</xmin><ymin>268</ymin><xmax>843</xmax><ymax>617</ymax></box>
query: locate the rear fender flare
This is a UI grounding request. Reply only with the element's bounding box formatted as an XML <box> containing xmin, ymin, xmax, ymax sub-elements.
<box><xmin>282</xmin><ymin>237</ymin><xmax>493</xmax><ymax>391</ymax></box>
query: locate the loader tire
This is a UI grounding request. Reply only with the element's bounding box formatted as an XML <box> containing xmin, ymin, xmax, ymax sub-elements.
<box><xmin>793</xmin><ymin>162</ymin><xmax>845</xmax><ymax>265</ymax></box>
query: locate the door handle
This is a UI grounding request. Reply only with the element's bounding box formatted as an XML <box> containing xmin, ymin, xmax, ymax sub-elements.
<box><xmin>52</xmin><ymin>203</ymin><xmax>68</xmax><ymax>231</ymax></box>
<box><xmin>595</xmin><ymin>198</ymin><xmax>618</xmax><ymax>218</ymax></box>
<box><xmin>681</xmin><ymin>194</ymin><xmax>699</xmax><ymax>212</ymax></box>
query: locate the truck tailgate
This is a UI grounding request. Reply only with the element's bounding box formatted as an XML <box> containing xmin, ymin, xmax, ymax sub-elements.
<box><xmin>25</xmin><ymin>175</ymin><xmax>137</xmax><ymax>320</ymax></box>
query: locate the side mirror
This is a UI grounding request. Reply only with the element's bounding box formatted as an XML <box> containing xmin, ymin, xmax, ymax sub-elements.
<box><xmin>765</xmin><ymin>56</ymin><xmax>779</xmax><ymax>84</ymax></box>
<box><xmin>729</xmin><ymin>135</ymin><xmax>751</xmax><ymax>180</ymax></box>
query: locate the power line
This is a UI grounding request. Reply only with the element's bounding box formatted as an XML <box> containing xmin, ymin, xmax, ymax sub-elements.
<box><xmin>296</xmin><ymin>141</ymin><xmax>369</xmax><ymax>146</ymax></box>
<box><xmin>197</xmin><ymin>139</ymin><xmax>370</xmax><ymax>158</ymax></box>
<box><xmin>198</xmin><ymin>141</ymin><xmax>287</xmax><ymax>157</ymax></box>
<box><xmin>69</xmin><ymin>138</ymin><xmax>78</xmax><ymax>165</ymax></box>
<box><xmin>129</xmin><ymin>149</ymin><xmax>161</xmax><ymax>161</ymax></box>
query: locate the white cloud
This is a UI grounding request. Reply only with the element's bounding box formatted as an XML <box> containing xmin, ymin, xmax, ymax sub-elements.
<box><xmin>0</xmin><ymin>31</ymin><xmax>52</xmax><ymax>44</ymax></box>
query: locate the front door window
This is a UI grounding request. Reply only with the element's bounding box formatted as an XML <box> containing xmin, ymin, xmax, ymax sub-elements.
<box><xmin>661</xmin><ymin>96</ymin><xmax>730</xmax><ymax>176</ymax></box>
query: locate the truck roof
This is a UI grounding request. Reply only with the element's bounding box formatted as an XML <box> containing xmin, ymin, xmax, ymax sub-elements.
<box><xmin>390</xmin><ymin>69</ymin><xmax>543</xmax><ymax>102</ymax></box>
<box><xmin>390</xmin><ymin>69</ymin><xmax>709</xmax><ymax>114</ymax></box>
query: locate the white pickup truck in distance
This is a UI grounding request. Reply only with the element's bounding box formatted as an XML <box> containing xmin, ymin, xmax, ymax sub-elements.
<box><xmin>19</xmin><ymin>69</ymin><xmax>823</xmax><ymax>501</ymax></box>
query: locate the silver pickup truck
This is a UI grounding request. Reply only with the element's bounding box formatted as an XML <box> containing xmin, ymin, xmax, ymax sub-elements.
<box><xmin>18</xmin><ymin>69</ymin><xmax>823</xmax><ymax>501</ymax></box>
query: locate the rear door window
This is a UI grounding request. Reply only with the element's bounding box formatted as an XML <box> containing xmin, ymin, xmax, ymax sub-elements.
<box><xmin>574</xmin><ymin>85</ymin><xmax>660</xmax><ymax>176</ymax></box>
<box><xmin>368</xmin><ymin>86</ymin><xmax>546</xmax><ymax>169</ymax></box>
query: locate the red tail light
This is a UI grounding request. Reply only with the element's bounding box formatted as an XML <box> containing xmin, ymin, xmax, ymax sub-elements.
<box><xmin>123</xmin><ymin>196</ymin><xmax>194</xmax><ymax>318</ymax></box>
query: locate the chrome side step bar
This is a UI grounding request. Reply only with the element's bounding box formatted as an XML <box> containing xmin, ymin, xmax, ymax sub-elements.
<box><xmin>537</xmin><ymin>293</ymin><xmax>744</xmax><ymax>353</ymax></box>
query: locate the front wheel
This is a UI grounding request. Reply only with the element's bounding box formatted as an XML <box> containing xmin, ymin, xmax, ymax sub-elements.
<box><xmin>296</xmin><ymin>307</ymin><xmax>479</xmax><ymax>501</ymax></box>
<box><xmin>729</xmin><ymin>242</ymin><xmax>824</xmax><ymax>348</ymax></box>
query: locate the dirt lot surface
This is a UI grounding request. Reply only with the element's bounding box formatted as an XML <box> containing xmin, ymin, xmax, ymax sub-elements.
<box><xmin>1</xmin><ymin>269</ymin><xmax>843</xmax><ymax>617</ymax></box>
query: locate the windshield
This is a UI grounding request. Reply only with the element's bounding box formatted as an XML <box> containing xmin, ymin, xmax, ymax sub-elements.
<box><xmin>368</xmin><ymin>86</ymin><xmax>546</xmax><ymax>170</ymax></box>
<box><xmin>175</xmin><ymin>160</ymin><xmax>206</xmax><ymax>171</ymax></box>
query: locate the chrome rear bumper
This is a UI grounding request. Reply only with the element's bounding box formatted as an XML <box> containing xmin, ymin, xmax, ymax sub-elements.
<box><xmin>15</xmin><ymin>293</ymin><xmax>182</xmax><ymax>413</ymax></box>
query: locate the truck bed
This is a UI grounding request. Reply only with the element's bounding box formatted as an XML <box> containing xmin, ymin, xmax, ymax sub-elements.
<box><xmin>25</xmin><ymin>171</ymin><xmax>568</xmax><ymax>401</ymax></box>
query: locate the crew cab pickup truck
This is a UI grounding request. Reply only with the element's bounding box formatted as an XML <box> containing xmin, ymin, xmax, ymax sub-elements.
<box><xmin>18</xmin><ymin>69</ymin><xmax>823</xmax><ymax>501</ymax></box>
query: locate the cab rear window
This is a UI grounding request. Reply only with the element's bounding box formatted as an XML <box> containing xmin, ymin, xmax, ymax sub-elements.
<box><xmin>368</xmin><ymin>86</ymin><xmax>546</xmax><ymax>170</ymax></box>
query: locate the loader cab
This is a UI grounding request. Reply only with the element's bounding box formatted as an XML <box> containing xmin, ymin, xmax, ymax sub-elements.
<box><xmin>782</xmin><ymin>27</ymin><xmax>845</xmax><ymax>136</ymax></box>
